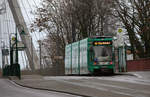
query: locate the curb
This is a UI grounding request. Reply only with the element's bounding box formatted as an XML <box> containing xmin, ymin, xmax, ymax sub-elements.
<box><xmin>126</xmin><ymin>73</ymin><xmax>143</xmax><ymax>78</ymax></box>
<box><xmin>10</xmin><ymin>79</ymin><xmax>91</xmax><ymax>97</ymax></box>
<box><xmin>115</xmin><ymin>72</ymin><xmax>140</xmax><ymax>77</ymax></box>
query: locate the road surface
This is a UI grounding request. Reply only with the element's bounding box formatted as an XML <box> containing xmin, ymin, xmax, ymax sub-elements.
<box><xmin>44</xmin><ymin>75</ymin><xmax>150</xmax><ymax>97</ymax></box>
<box><xmin>0</xmin><ymin>78</ymin><xmax>79</xmax><ymax>97</ymax></box>
<box><xmin>4</xmin><ymin>73</ymin><xmax>150</xmax><ymax>97</ymax></box>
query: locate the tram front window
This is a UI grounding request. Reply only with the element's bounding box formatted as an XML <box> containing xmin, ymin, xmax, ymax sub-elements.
<box><xmin>93</xmin><ymin>46</ymin><xmax>112</xmax><ymax>62</ymax></box>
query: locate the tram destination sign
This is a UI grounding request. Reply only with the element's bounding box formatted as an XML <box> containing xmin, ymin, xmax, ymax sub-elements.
<box><xmin>93</xmin><ymin>41</ymin><xmax>112</xmax><ymax>46</ymax></box>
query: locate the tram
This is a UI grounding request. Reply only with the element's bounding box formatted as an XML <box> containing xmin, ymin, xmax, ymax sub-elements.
<box><xmin>65</xmin><ymin>36</ymin><xmax>115</xmax><ymax>75</ymax></box>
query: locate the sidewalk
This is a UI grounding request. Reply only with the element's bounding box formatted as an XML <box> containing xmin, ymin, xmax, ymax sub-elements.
<box><xmin>126</xmin><ymin>71</ymin><xmax>150</xmax><ymax>79</ymax></box>
<box><xmin>129</xmin><ymin>71</ymin><xmax>150</xmax><ymax>80</ymax></box>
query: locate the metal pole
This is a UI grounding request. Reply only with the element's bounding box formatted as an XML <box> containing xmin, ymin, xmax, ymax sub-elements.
<box><xmin>9</xmin><ymin>33</ymin><xmax>14</xmax><ymax>66</ymax></box>
<box><xmin>1</xmin><ymin>41</ymin><xmax>5</xmax><ymax>70</ymax></box>
<box><xmin>39</xmin><ymin>41</ymin><xmax>42</xmax><ymax>69</ymax></box>
<box><xmin>15</xmin><ymin>25</ymin><xmax>20</xmax><ymax>79</ymax></box>
<box><xmin>15</xmin><ymin>27</ymin><xmax>18</xmax><ymax>64</ymax></box>
<box><xmin>31</xmin><ymin>37</ymin><xmax>34</xmax><ymax>70</ymax></box>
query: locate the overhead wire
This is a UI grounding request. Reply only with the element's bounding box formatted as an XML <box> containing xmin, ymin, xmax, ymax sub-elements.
<box><xmin>32</xmin><ymin>0</ymin><xmax>55</xmax><ymax>68</ymax></box>
<box><xmin>32</xmin><ymin>0</ymin><xmax>52</xmax><ymax>46</ymax></box>
<box><xmin>19</xmin><ymin>0</ymin><xmax>38</xmax><ymax>41</ymax></box>
<box><xmin>26</xmin><ymin>0</ymin><xmax>44</xmax><ymax>41</ymax></box>
<box><xmin>1</xmin><ymin>0</ymin><xmax>50</xmax><ymax>69</ymax></box>
<box><xmin>19</xmin><ymin>0</ymin><xmax>41</xmax><ymax>69</ymax></box>
<box><xmin>26</xmin><ymin>0</ymin><xmax>51</xmax><ymax>68</ymax></box>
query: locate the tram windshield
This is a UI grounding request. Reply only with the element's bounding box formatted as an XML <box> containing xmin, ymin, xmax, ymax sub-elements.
<box><xmin>93</xmin><ymin>46</ymin><xmax>112</xmax><ymax>62</ymax></box>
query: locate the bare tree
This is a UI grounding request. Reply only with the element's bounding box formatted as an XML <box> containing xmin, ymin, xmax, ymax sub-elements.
<box><xmin>31</xmin><ymin>0</ymin><xmax>118</xmax><ymax>75</ymax></box>
<box><xmin>116</xmin><ymin>0</ymin><xmax>150</xmax><ymax>58</ymax></box>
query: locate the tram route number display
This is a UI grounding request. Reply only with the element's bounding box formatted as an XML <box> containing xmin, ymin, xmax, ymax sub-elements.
<box><xmin>93</xmin><ymin>41</ymin><xmax>112</xmax><ymax>46</ymax></box>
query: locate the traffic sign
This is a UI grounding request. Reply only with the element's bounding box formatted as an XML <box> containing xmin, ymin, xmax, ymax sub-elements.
<box><xmin>12</xmin><ymin>37</ymin><xmax>16</xmax><ymax>41</ymax></box>
<box><xmin>11</xmin><ymin>41</ymin><xmax>26</xmax><ymax>51</ymax></box>
<box><xmin>118</xmin><ymin>28</ymin><xmax>122</xmax><ymax>33</ymax></box>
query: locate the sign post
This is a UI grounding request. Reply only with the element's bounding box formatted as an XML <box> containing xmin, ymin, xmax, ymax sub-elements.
<box><xmin>116</xmin><ymin>28</ymin><xmax>127</xmax><ymax>72</ymax></box>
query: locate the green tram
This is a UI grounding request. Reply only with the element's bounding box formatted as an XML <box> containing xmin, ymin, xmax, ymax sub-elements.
<box><xmin>65</xmin><ymin>36</ymin><xmax>115</xmax><ymax>75</ymax></box>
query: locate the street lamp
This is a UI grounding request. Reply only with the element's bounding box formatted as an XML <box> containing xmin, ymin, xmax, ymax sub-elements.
<box><xmin>14</xmin><ymin>24</ymin><xmax>26</xmax><ymax>79</ymax></box>
<box><xmin>15</xmin><ymin>24</ymin><xmax>26</xmax><ymax>65</ymax></box>
<box><xmin>8</xmin><ymin>24</ymin><xmax>24</xmax><ymax>79</ymax></box>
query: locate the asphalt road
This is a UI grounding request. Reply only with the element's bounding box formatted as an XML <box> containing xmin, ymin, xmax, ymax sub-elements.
<box><xmin>0</xmin><ymin>78</ymin><xmax>79</xmax><ymax>97</ymax></box>
<box><xmin>44</xmin><ymin>75</ymin><xmax>150</xmax><ymax>97</ymax></box>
